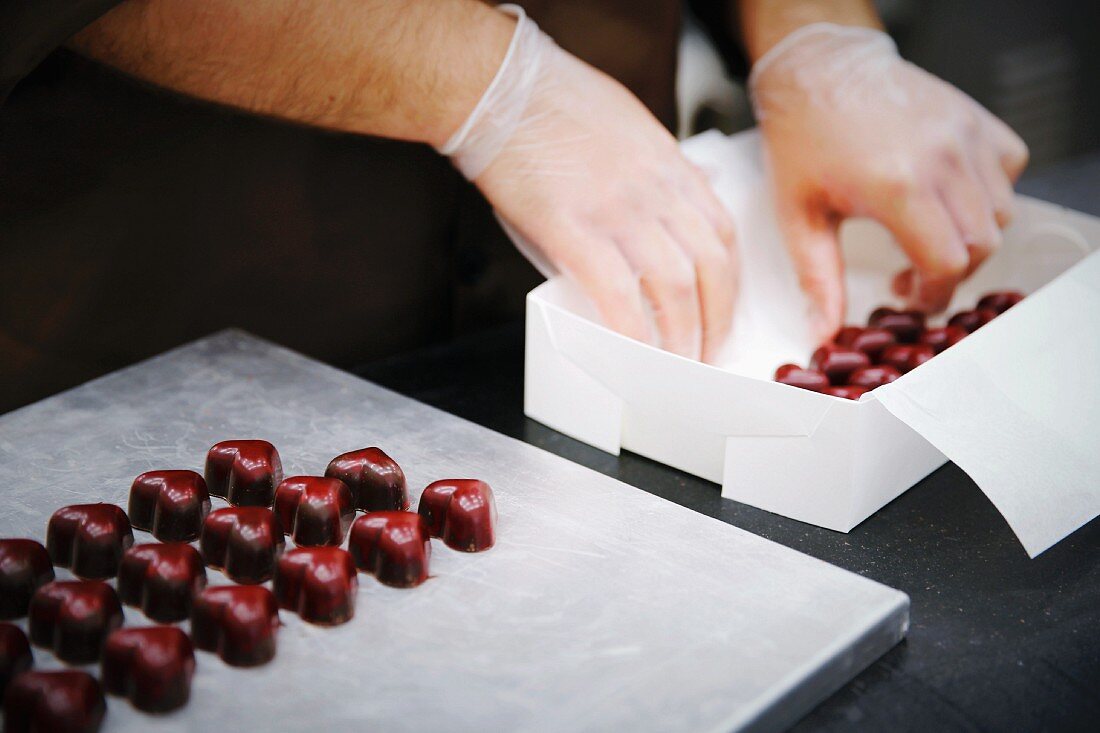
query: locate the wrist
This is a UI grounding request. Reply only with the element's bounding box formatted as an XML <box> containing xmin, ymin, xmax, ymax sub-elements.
<box><xmin>419</xmin><ymin>2</ymin><xmax>519</xmax><ymax>149</ymax></box>
<box><xmin>740</xmin><ymin>0</ymin><xmax>882</xmax><ymax>62</ymax></box>
<box><xmin>348</xmin><ymin>0</ymin><xmax>517</xmax><ymax>148</ymax></box>
<box><xmin>436</xmin><ymin>4</ymin><xmax>551</xmax><ymax>181</ymax></box>
<box><xmin>747</xmin><ymin>23</ymin><xmax>897</xmax><ymax>103</ymax></box>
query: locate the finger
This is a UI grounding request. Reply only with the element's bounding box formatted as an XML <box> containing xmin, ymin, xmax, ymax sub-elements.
<box><xmin>980</xmin><ymin>111</ymin><xmax>1029</xmax><ymax>182</ymax></box>
<box><xmin>972</xmin><ymin>139</ymin><xmax>1018</xmax><ymax>228</ymax></box>
<box><xmin>680</xmin><ymin>166</ymin><xmax>742</xmax><ymax>358</ymax></box>
<box><xmin>892</xmin><ymin>268</ymin><xmax>914</xmax><ymax>299</ymax></box>
<box><xmin>893</xmin><ymin>252</ymin><xmax>985</xmax><ymax>304</ymax></box>
<box><xmin>777</xmin><ymin>197</ymin><xmax>844</xmax><ymax>343</ymax></box>
<box><xmin>937</xmin><ymin>151</ymin><xmax>1001</xmax><ymax>277</ymax></box>
<box><xmin>878</xmin><ymin>194</ymin><xmax>969</xmax><ymax>312</ymax></box>
<box><xmin>684</xmin><ymin>162</ymin><xmax>738</xmax><ymax>254</ymax></box>
<box><xmin>547</xmin><ymin>224</ymin><xmax>652</xmax><ymax>345</ymax></box>
<box><xmin>660</xmin><ymin>202</ymin><xmax>738</xmax><ymax>364</ymax></box>
<box><xmin>619</xmin><ymin>225</ymin><xmax>703</xmax><ymax>359</ymax></box>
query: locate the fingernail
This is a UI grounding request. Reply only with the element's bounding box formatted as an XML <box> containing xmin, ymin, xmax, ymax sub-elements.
<box><xmin>893</xmin><ymin>269</ymin><xmax>913</xmax><ymax>298</ymax></box>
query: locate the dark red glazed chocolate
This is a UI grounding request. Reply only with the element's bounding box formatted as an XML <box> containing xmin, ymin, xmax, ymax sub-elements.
<box><xmin>848</xmin><ymin>365</ymin><xmax>902</xmax><ymax>390</ymax></box>
<box><xmin>825</xmin><ymin>385</ymin><xmax>869</xmax><ymax>400</ymax></box>
<box><xmin>977</xmin><ymin>290</ymin><xmax>1024</xmax><ymax>314</ymax></box>
<box><xmin>204</xmin><ymin>440</ymin><xmax>283</xmax><ymax>507</ymax></box>
<box><xmin>781</xmin><ymin>292</ymin><xmax>1022</xmax><ymax>395</ymax></box>
<box><xmin>810</xmin><ymin>345</ymin><xmax>871</xmax><ymax>385</ymax></box>
<box><xmin>273</xmin><ymin>476</ymin><xmax>355</xmax><ymax>547</ymax></box>
<box><xmin>128</xmin><ymin>470</ymin><xmax>211</xmax><ymax>542</ymax></box>
<box><xmin>836</xmin><ymin>326</ymin><xmax>896</xmax><ymax>360</ymax></box>
<box><xmin>834</xmin><ymin>326</ymin><xmax>862</xmax><ymax>348</ymax></box>
<box><xmin>905</xmin><ymin>344</ymin><xmax>934</xmax><ymax>372</ymax></box>
<box><xmin>773</xmin><ymin>364</ymin><xmax>829</xmax><ymax>393</ymax></box>
<box><xmin>28</xmin><ymin>581</ymin><xmax>123</xmax><ymax>664</ymax></box>
<box><xmin>0</xmin><ymin>624</ymin><xmax>32</xmax><ymax>697</ymax></box>
<box><xmin>3</xmin><ymin>670</ymin><xmax>105</xmax><ymax>733</ymax></box>
<box><xmin>0</xmin><ymin>539</ymin><xmax>55</xmax><ymax>620</ymax></box>
<box><xmin>46</xmin><ymin>505</ymin><xmax>134</xmax><ymax>580</ymax></box>
<box><xmin>117</xmin><ymin>543</ymin><xmax>206</xmax><ymax>623</ymax></box>
<box><xmin>273</xmin><ymin>547</ymin><xmax>358</xmax><ymax>625</ymax></box>
<box><xmin>880</xmin><ymin>344</ymin><xmax>935</xmax><ymax>374</ymax></box>
<box><xmin>200</xmin><ymin>508</ymin><xmax>284</xmax><ymax>585</ymax></box>
<box><xmin>101</xmin><ymin>626</ymin><xmax>195</xmax><ymax>713</ymax></box>
<box><xmin>325</xmin><ymin>447</ymin><xmax>409</xmax><ymax>512</ymax></box>
<box><xmin>419</xmin><ymin>480</ymin><xmax>497</xmax><ymax>552</ymax></box>
<box><xmin>868</xmin><ymin>307</ymin><xmax>926</xmax><ymax>343</ymax></box>
<box><xmin>919</xmin><ymin>326</ymin><xmax>968</xmax><ymax>353</ymax></box>
<box><xmin>191</xmin><ymin>585</ymin><xmax>279</xmax><ymax>667</ymax></box>
<box><xmin>348</xmin><ymin>512</ymin><xmax>432</xmax><ymax>588</ymax></box>
<box><xmin>948</xmin><ymin>308</ymin><xmax>998</xmax><ymax>333</ymax></box>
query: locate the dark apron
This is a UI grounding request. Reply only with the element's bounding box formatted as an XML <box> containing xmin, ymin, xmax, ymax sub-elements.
<box><xmin>0</xmin><ymin>0</ymin><xmax>682</xmax><ymax>412</ymax></box>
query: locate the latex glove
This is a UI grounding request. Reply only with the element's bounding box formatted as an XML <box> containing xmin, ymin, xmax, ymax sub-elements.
<box><xmin>749</xmin><ymin>23</ymin><xmax>1029</xmax><ymax>341</ymax></box>
<box><xmin>438</xmin><ymin>5</ymin><xmax>738</xmax><ymax>362</ymax></box>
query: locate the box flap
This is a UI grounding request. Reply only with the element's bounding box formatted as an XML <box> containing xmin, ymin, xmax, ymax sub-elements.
<box><xmin>530</xmin><ymin>281</ymin><xmax>838</xmax><ymax>438</ymax></box>
<box><xmin>873</xmin><ymin>249</ymin><xmax>1100</xmax><ymax>557</ymax></box>
<box><xmin>682</xmin><ymin>129</ymin><xmax>1100</xmax><ymax>556</ymax></box>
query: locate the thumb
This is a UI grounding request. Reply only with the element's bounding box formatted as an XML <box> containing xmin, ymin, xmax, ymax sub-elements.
<box><xmin>778</xmin><ymin>199</ymin><xmax>845</xmax><ymax>343</ymax></box>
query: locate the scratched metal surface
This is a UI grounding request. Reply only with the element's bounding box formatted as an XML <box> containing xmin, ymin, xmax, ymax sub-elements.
<box><xmin>0</xmin><ymin>331</ymin><xmax>908</xmax><ymax>733</ymax></box>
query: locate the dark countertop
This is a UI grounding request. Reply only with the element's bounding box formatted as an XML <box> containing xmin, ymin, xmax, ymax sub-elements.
<box><xmin>354</xmin><ymin>157</ymin><xmax>1100</xmax><ymax>732</ymax></box>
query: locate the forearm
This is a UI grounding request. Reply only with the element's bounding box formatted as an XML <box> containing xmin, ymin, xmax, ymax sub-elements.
<box><xmin>68</xmin><ymin>0</ymin><xmax>514</xmax><ymax>147</ymax></box>
<box><xmin>737</xmin><ymin>0</ymin><xmax>881</xmax><ymax>61</ymax></box>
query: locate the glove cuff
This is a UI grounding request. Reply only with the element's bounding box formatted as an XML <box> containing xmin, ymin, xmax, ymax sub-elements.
<box><xmin>748</xmin><ymin>22</ymin><xmax>898</xmax><ymax>103</ymax></box>
<box><xmin>436</xmin><ymin>4</ymin><xmax>549</xmax><ymax>181</ymax></box>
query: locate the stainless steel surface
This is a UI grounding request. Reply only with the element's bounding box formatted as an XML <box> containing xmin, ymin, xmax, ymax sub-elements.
<box><xmin>0</xmin><ymin>330</ymin><xmax>908</xmax><ymax>733</ymax></box>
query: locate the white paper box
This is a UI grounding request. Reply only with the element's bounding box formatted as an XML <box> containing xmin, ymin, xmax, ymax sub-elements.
<box><xmin>524</xmin><ymin>130</ymin><xmax>1100</xmax><ymax>556</ymax></box>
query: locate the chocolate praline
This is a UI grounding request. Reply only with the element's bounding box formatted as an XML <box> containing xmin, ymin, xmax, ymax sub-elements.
<box><xmin>325</xmin><ymin>447</ymin><xmax>409</xmax><ymax>512</ymax></box>
<box><xmin>847</xmin><ymin>365</ymin><xmax>902</xmax><ymax>390</ymax></box>
<box><xmin>948</xmin><ymin>308</ymin><xmax>998</xmax><ymax>333</ymax></box>
<box><xmin>273</xmin><ymin>476</ymin><xmax>355</xmax><ymax>547</ymax></box>
<box><xmin>204</xmin><ymin>440</ymin><xmax>284</xmax><ymax>507</ymax></box>
<box><xmin>0</xmin><ymin>539</ymin><xmax>55</xmax><ymax>620</ymax></box>
<box><xmin>191</xmin><ymin>585</ymin><xmax>280</xmax><ymax>667</ymax></box>
<box><xmin>46</xmin><ymin>505</ymin><xmax>134</xmax><ymax>580</ymax></box>
<box><xmin>28</xmin><ymin>581</ymin><xmax>123</xmax><ymax>664</ymax></box>
<box><xmin>419</xmin><ymin>480</ymin><xmax>497</xmax><ymax>552</ymax></box>
<box><xmin>837</xmin><ymin>326</ymin><xmax>897</xmax><ymax>360</ymax></box>
<box><xmin>919</xmin><ymin>326</ymin><xmax>968</xmax><ymax>353</ymax></box>
<box><xmin>273</xmin><ymin>547</ymin><xmax>358</xmax><ymax>625</ymax></box>
<box><xmin>868</xmin><ymin>307</ymin><xmax>925</xmax><ymax>343</ymax></box>
<box><xmin>348</xmin><ymin>512</ymin><xmax>432</xmax><ymax>588</ymax></box>
<box><xmin>200</xmin><ymin>507</ymin><xmax>284</xmax><ymax>585</ymax></box>
<box><xmin>976</xmin><ymin>290</ymin><xmax>1024</xmax><ymax>314</ymax></box>
<box><xmin>0</xmin><ymin>623</ymin><xmax>33</xmax><ymax>697</ymax></box>
<box><xmin>117</xmin><ymin>543</ymin><xmax>207</xmax><ymax>623</ymax></box>
<box><xmin>773</xmin><ymin>364</ymin><xmax>829</xmax><ymax>393</ymax></box>
<box><xmin>2</xmin><ymin>670</ymin><xmax>105</xmax><ymax>733</ymax></box>
<box><xmin>878</xmin><ymin>344</ymin><xmax>936</xmax><ymax>373</ymax></box>
<box><xmin>128</xmin><ymin>470</ymin><xmax>211</xmax><ymax>542</ymax></box>
<box><xmin>810</xmin><ymin>345</ymin><xmax>871</xmax><ymax>385</ymax></box>
<box><xmin>101</xmin><ymin>626</ymin><xmax>195</xmax><ymax>713</ymax></box>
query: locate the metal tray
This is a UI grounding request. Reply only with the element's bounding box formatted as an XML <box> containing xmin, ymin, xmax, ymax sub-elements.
<box><xmin>0</xmin><ymin>330</ymin><xmax>907</xmax><ymax>732</ymax></box>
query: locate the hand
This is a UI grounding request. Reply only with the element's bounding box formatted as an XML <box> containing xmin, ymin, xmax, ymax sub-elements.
<box><xmin>438</xmin><ymin>6</ymin><xmax>738</xmax><ymax>362</ymax></box>
<box><xmin>749</xmin><ymin>23</ymin><xmax>1029</xmax><ymax>341</ymax></box>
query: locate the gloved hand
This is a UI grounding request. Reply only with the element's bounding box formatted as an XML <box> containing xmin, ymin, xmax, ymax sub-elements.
<box><xmin>438</xmin><ymin>5</ymin><xmax>738</xmax><ymax>362</ymax></box>
<box><xmin>749</xmin><ymin>23</ymin><xmax>1029</xmax><ymax>341</ymax></box>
